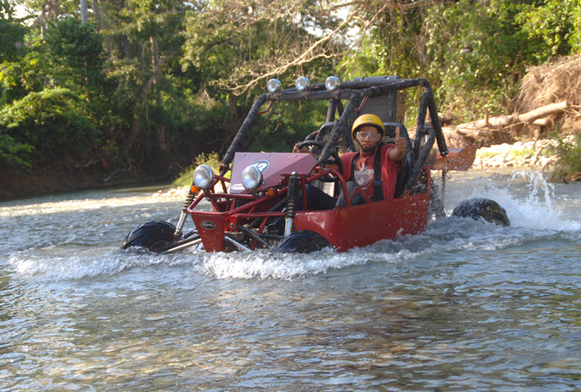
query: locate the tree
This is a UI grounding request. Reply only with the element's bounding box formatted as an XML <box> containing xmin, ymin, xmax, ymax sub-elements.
<box><xmin>348</xmin><ymin>0</ymin><xmax>581</xmax><ymax>121</ymax></box>
<box><xmin>0</xmin><ymin>87</ymin><xmax>99</xmax><ymax>169</ymax></box>
<box><xmin>181</xmin><ymin>0</ymin><xmax>349</xmax><ymax>95</ymax></box>
<box><xmin>0</xmin><ymin>0</ymin><xmax>28</xmax><ymax>63</ymax></box>
<box><xmin>44</xmin><ymin>17</ymin><xmax>107</xmax><ymax>100</ymax></box>
<box><xmin>104</xmin><ymin>0</ymin><xmax>192</xmax><ymax>154</ymax></box>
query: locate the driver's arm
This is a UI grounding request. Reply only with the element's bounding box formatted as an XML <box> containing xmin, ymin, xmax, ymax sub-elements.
<box><xmin>293</xmin><ymin>143</ymin><xmax>341</xmax><ymax>172</ymax></box>
<box><xmin>294</xmin><ymin>144</ymin><xmax>341</xmax><ymax>173</ymax></box>
<box><xmin>293</xmin><ymin>143</ymin><xmax>310</xmax><ymax>153</ymax></box>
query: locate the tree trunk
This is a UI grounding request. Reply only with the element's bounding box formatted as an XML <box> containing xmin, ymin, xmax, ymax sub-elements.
<box><xmin>129</xmin><ymin>37</ymin><xmax>171</xmax><ymax>150</ymax></box>
<box><xmin>519</xmin><ymin>101</ymin><xmax>570</xmax><ymax>123</ymax></box>
<box><xmin>92</xmin><ymin>0</ymin><xmax>102</xmax><ymax>31</ymax></box>
<box><xmin>463</xmin><ymin>101</ymin><xmax>570</xmax><ymax>129</ymax></box>
<box><xmin>151</xmin><ymin>36</ymin><xmax>167</xmax><ymax>151</ymax></box>
<box><xmin>80</xmin><ymin>0</ymin><xmax>88</xmax><ymax>23</ymax></box>
<box><xmin>442</xmin><ymin>101</ymin><xmax>572</xmax><ymax>148</ymax></box>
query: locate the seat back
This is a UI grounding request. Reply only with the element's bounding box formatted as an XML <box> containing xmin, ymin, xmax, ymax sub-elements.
<box><xmin>313</xmin><ymin>121</ymin><xmax>352</xmax><ymax>155</ymax></box>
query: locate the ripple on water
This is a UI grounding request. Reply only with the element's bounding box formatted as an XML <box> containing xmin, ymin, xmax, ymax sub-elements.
<box><xmin>2</xmin><ymin>171</ymin><xmax>581</xmax><ymax>391</ymax></box>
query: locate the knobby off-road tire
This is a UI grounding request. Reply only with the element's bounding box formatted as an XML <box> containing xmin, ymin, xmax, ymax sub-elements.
<box><xmin>452</xmin><ymin>198</ymin><xmax>510</xmax><ymax>227</ymax></box>
<box><xmin>274</xmin><ymin>230</ymin><xmax>331</xmax><ymax>253</ymax></box>
<box><xmin>122</xmin><ymin>221</ymin><xmax>177</xmax><ymax>253</ymax></box>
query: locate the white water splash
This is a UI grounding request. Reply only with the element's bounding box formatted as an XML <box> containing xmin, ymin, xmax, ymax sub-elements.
<box><xmin>5</xmin><ymin>171</ymin><xmax>581</xmax><ymax>282</ymax></box>
<box><xmin>447</xmin><ymin>170</ymin><xmax>581</xmax><ymax>231</ymax></box>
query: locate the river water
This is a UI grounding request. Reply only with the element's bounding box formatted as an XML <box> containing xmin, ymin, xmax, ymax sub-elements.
<box><xmin>1</xmin><ymin>169</ymin><xmax>581</xmax><ymax>391</ymax></box>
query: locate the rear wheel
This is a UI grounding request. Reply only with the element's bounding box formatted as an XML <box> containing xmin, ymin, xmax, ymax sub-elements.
<box><xmin>452</xmin><ymin>198</ymin><xmax>510</xmax><ymax>227</ymax></box>
<box><xmin>274</xmin><ymin>230</ymin><xmax>331</xmax><ymax>253</ymax></box>
<box><xmin>122</xmin><ymin>221</ymin><xmax>177</xmax><ymax>253</ymax></box>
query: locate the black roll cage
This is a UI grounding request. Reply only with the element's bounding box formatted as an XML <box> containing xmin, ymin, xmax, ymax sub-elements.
<box><xmin>220</xmin><ymin>77</ymin><xmax>448</xmax><ymax>193</ymax></box>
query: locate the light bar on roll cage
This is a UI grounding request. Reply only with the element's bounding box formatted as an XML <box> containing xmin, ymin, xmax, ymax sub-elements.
<box><xmin>295</xmin><ymin>77</ymin><xmax>310</xmax><ymax>91</ymax></box>
<box><xmin>325</xmin><ymin>76</ymin><xmax>341</xmax><ymax>91</ymax></box>
<box><xmin>267</xmin><ymin>79</ymin><xmax>282</xmax><ymax>93</ymax></box>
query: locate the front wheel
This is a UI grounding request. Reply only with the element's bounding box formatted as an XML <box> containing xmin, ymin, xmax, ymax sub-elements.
<box><xmin>274</xmin><ymin>230</ymin><xmax>332</xmax><ymax>253</ymax></box>
<box><xmin>452</xmin><ymin>198</ymin><xmax>510</xmax><ymax>227</ymax></box>
<box><xmin>122</xmin><ymin>221</ymin><xmax>177</xmax><ymax>253</ymax></box>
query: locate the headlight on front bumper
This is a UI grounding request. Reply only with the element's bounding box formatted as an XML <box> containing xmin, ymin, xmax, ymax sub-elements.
<box><xmin>193</xmin><ymin>164</ymin><xmax>214</xmax><ymax>189</ymax></box>
<box><xmin>241</xmin><ymin>165</ymin><xmax>263</xmax><ymax>191</ymax></box>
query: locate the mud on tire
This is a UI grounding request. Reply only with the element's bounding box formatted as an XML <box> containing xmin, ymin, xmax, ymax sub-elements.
<box><xmin>274</xmin><ymin>230</ymin><xmax>331</xmax><ymax>253</ymax></box>
<box><xmin>122</xmin><ymin>221</ymin><xmax>177</xmax><ymax>253</ymax></box>
<box><xmin>452</xmin><ymin>198</ymin><xmax>510</xmax><ymax>227</ymax></box>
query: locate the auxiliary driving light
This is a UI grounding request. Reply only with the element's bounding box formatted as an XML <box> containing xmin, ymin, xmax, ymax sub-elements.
<box><xmin>267</xmin><ymin>79</ymin><xmax>282</xmax><ymax>93</ymax></box>
<box><xmin>325</xmin><ymin>76</ymin><xmax>341</xmax><ymax>91</ymax></box>
<box><xmin>295</xmin><ymin>77</ymin><xmax>309</xmax><ymax>91</ymax></box>
<box><xmin>193</xmin><ymin>164</ymin><xmax>214</xmax><ymax>189</ymax></box>
<box><xmin>241</xmin><ymin>165</ymin><xmax>263</xmax><ymax>191</ymax></box>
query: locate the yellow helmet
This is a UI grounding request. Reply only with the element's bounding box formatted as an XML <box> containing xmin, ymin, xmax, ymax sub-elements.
<box><xmin>351</xmin><ymin>114</ymin><xmax>385</xmax><ymax>139</ymax></box>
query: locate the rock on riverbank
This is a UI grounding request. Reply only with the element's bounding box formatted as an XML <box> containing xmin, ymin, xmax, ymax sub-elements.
<box><xmin>472</xmin><ymin>138</ymin><xmax>562</xmax><ymax>170</ymax></box>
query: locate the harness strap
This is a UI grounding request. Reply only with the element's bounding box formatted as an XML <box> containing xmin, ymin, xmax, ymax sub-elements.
<box><xmin>350</xmin><ymin>150</ymin><xmax>384</xmax><ymax>202</ymax></box>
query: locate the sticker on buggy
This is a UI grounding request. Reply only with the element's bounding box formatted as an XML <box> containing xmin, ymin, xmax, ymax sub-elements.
<box><xmin>251</xmin><ymin>160</ymin><xmax>270</xmax><ymax>172</ymax></box>
<box><xmin>200</xmin><ymin>221</ymin><xmax>216</xmax><ymax>230</ymax></box>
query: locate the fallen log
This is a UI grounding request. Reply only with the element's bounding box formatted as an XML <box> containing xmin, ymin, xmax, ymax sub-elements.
<box><xmin>519</xmin><ymin>101</ymin><xmax>570</xmax><ymax>123</ymax></box>
<box><xmin>459</xmin><ymin>101</ymin><xmax>570</xmax><ymax>129</ymax></box>
<box><xmin>441</xmin><ymin>101</ymin><xmax>571</xmax><ymax>148</ymax></box>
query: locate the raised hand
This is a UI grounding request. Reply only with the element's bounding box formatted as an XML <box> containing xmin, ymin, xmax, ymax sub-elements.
<box><xmin>390</xmin><ymin>127</ymin><xmax>407</xmax><ymax>161</ymax></box>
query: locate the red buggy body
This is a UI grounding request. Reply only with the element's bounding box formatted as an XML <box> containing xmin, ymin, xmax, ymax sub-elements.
<box><xmin>123</xmin><ymin>76</ymin><xmax>509</xmax><ymax>254</ymax></box>
<box><xmin>187</xmin><ymin>151</ymin><xmax>433</xmax><ymax>253</ymax></box>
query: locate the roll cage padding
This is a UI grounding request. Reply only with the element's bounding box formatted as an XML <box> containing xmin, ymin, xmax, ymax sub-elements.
<box><xmin>406</xmin><ymin>126</ymin><xmax>435</xmax><ymax>193</ymax></box>
<box><xmin>222</xmin><ymin>93</ymin><xmax>268</xmax><ymax>173</ymax></box>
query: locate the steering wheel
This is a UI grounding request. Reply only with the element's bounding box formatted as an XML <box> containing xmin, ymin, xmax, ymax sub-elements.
<box><xmin>298</xmin><ymin>140</ymin><xmax>344</xmax><ymax>180</ymax></box>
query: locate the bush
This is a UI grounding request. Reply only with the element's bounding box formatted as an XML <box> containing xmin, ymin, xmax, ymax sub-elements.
<box><xmin>172</xmin><ymin>152</ymin><xmax>223</xmax><ymax>187</ymax></box>
<box><xmin>550</xmin><ymin>133</ymin><xmax>581</xmax><ymax>181</ymax></box>
<box><xmin>0</xmin><ymin>87</ymin><xmax>99</xmax><ymax>168</ymax></box>
<box><xmin>0</xmin><ymin>133</ymin><xmax>33</xmax><ymax>171</ymax></box>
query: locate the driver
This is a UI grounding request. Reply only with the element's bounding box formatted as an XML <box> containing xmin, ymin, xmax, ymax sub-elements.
<box><xmin>293</xmin><ymin>113</ymin><xmax>407</xmax><ymax>206</ymax></box>
<box><xmin>337</xmin><ymin>114</ymin><xmax>406</xmax><ymax>205</ymax></box>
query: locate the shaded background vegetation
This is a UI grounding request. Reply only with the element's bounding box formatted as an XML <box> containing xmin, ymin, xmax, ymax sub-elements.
<box><xmin>1</xmin><ymin>0</ymin><xmax>580</xmax><ymax>191</ymax></box>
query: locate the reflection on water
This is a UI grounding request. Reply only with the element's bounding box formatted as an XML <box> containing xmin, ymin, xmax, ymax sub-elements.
<box><xmin>1</xmin><ymin>171</ymin><xmax>581</xmax><ymax>390</ymax></box>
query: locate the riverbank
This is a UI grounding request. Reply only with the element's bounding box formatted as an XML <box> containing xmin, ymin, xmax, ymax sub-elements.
<box><xmin>472</xmin><ymin>137</ymin><xmax>561</xmax><ymax>171</ymax></box>
<box><xmin>0</xmin><ymin>168</ymin><xmax>173</xmax><ymax>202</ymax></box>
<box><xmin>150</xmin><ymin>138</ymin><xmax>569</xmax><ymax>200</ymax></box>
<box><xmin>0</xmin><ymin>138</ymin><xmax>569</xmax><ymax>202</ymax></box>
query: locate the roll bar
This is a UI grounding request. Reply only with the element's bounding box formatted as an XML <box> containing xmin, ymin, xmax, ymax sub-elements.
<box><xmin>221</xmin><ymin>78</ymin><xmax>448</xmax><ymax>178</ymax></box>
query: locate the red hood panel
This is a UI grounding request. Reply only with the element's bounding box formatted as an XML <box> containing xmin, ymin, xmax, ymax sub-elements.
<box><xmin>230</xmin><ymin>152</ymin><xmax>317</xmax><ymax>194</ymax></box>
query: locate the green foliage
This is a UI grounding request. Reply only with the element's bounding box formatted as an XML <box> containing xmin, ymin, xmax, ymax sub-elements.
<box><xmin>249</xmin><ymin>100</ymin><xmax>330</xmax><ymax>152</ymax></box>
<box><xmin>0</xmin><ymin>0</ymin><xmax>28</xmax><ymax>63</ymax></box>
<box><xmin>172</xmin><ymin>152</ymin><xmax>222</xmax><ymax>186</ymax></box>
<box><xmin>0</xmin><ymin>87</ymin><xmax>99</xmax><ymax>167</ymax></box>
<box><xmin>45</xmin><ymin>17</ymin><xmax>106</xmax><ymax>94</ymax></box>
<box><xmin>551</xmin><ymin>134</ymin><xmax>581</xmax><ymax>180</ymax></box>
<box><xmin>361</xmin><ymin>0</ymin><xmax>581</xmax><ymax>122</ymax></box>
<box><xmin>0</xmin><ymin>38</ymin><xmax>48</xmax><ymax>105</ymax></box>
<box><xmin>2</xmin><ymin>0</ymin><xmax>581</xmax><ymax>187</ymax></box>
<box><xmin>181</xmin><ymin>0</ymin><xmax>340</xmax><ymax>95</ymax></box>
<box><xmin>0</xmin><ymin>133</ymin><xmax>34</xmax><ymax>171</ymax></box>
<box><xmin>510</xmin><ymin>148</ymin><xmax>535</xmax><ymax>158</ymax></box>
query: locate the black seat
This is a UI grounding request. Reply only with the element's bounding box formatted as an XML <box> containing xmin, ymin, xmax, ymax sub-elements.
<box><xmin>312</xmin><ymin>122</ymin><xmax>352</xmax><ymax>155</ymax></box>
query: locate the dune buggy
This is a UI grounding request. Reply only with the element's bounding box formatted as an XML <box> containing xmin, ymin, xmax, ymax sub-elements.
<box><xmin>123</xmin><ymin>75</ymin><xmax>510</xmax><ymax>254</ymax></box>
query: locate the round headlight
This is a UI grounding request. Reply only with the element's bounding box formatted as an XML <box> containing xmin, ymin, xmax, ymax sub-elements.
<box><xmin>325</xmin><ymin>76</ymin><xmax>341</xmax><ymax>91</ymax></box>
<box><xmin>241</xmin><ymin>165</ymin><xmax>263</xmax><ymax>191</ymax></box>
<box><xmin>295</xmin><ymin>76</ymin><xmax>309</xmax><ymax>91</ymax></box>
<box><xmin>193</xmin><ymin>164</ymin><xmax>214</xmax><ymax>189</ymax></box>
<box><xmin>267</xmin><ymin>79</ymin><xmax>281</xmax><ymax>93</ymax></box>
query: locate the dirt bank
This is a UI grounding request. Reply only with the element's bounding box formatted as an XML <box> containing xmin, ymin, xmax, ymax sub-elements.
<box><xmin>0</xmin><ymin>168</ymin><xmax>165</xmax><ymax>202</ymax></box>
